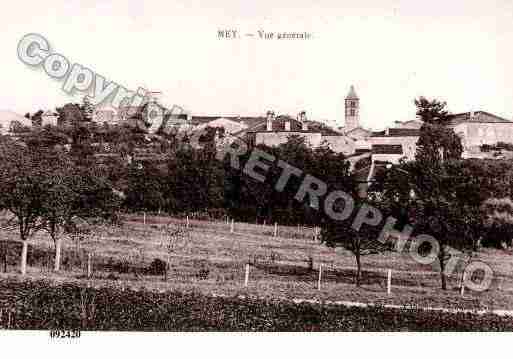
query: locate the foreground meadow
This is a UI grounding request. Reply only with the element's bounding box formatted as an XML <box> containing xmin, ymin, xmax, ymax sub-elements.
<box><xmin>0</xmin><ymin>214</ymin><xmax>513</xmax><ymax>320</ymax></box>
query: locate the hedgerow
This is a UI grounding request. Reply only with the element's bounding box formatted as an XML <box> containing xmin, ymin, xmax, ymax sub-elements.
<box><xmin>0</xmin><ymin>279</ymin><xmax>512</xmax><ymax>331</ymax></box>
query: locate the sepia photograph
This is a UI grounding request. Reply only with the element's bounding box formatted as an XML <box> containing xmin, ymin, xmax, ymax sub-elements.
<box><xmin>1</xmin><ymin>0</ymin><xmax>513</xmax><ymax>355</ymax></box>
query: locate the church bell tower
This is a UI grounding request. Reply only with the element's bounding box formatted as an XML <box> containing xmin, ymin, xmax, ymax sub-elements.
<box><xmin>344</xmin><ymin>85</ymin><xmax>360</xmax><ymax>131</ymax></box>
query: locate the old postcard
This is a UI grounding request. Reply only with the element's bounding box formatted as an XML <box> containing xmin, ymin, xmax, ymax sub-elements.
<box><xmin>0</xmin><ymin>0</ymin><xmax>512</xmax><ymax>356</ymax></box>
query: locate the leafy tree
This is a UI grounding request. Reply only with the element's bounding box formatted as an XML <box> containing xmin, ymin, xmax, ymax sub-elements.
<box><xmin>414</xmin><ymin>96</ymin><xmax>462</xmax><ymax>165</ymax></box>
<box><xmin>24</xmin><ymin>125</ymin><xmax>70</xmax><ymax>150</ymax></box>
<box><xmin>0</xmin><ymin>139</ymin><xmax>46</xmax><ymax>274</ymax></box>
<box><xmin>416</xmin><ymin>123</ymin><xmax>463</xmax><ymax>164</ymax></box>
<box><xmin>322</xmin><ymin>203</ymin><xmax>386</xmax><ymax>286</ymax></box>
<box><xmin>56</xmin><ymin>103</ymin><xmax>84</xmax><ymax>126</ymax></box>
<box><xmin>166</xmin><ymin>139</ymin><xmax>224</xmax><ymax>214</ymax></box>
<box><xmin>81</xmin><ymin>96</ymin><xmax>95</xmax><ymax>122</ymax></box>
<box><xmin>415</xmin><ymin>96</ymin><xmax>450</xmax><ymax>125</ymax></box>
<box><xmin>125</xmin><ymin>161</ymin><xmax>167</xmax><ymax>212</ymax></box>
<box><xmin>377</xmin><ymin>160</ymin><xmax>483</xmax><ymax>290</ymax></box>
<box><xmin>38</xmin><ymin>151</ymin><xmax>78</xmax><ymax>271</ymax></box>
<box><xmin>481</xmin><ymin>197</ymin><xmax>513</xmax><ymax>248</ymax></box>
<box><xmin>30</xmin><ymin>110</ymin><xmax>44</xmax><ymax>127</ymax></box>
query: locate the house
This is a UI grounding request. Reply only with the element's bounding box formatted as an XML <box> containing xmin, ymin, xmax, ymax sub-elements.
<box><xmin>449</xmin><ymin>111</ymin><xmax>513</xmax><ymax>152</ymax></box>
<box><xmin>0</xmin><ymin>110</ymin><xmax>32</xmax><ymax>136</ymax></box>
<box><xmin>369</xmin><ymin>127</ymin><xmax>420</xmax><ymax>163</ymax></box>
<box><xmin>41</xmin><ymin>110</ymin><xmax>59</xmax><ymax>126</ymax></box>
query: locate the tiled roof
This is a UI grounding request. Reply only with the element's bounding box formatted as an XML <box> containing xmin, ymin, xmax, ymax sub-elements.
<box><xmin>355</xmin><ymin>148</ymin><xmax>372</xmax><ymax>154</ymax></box>
<box><xmin>387</xmin><ymin>128</ymin><xmax>420</xmax><ymax>137</ymax></box>
<box><xmin>190</xmin><ymin>115</ymin><xmax>265</xmax><ymax>128</ymax></box>
<box><xmin>250</xmin><ymin>117</ymin><xmax>306</xmax><ymax>132</ymax></box>
<box><xmin>371</xmin><ymin>128</ymin><xmax>420</xmax><ymax>137</ymax></box>
<box><xmin>372</xmin><ymin>144</ymin><xmax>403</xmax><ymax>154</ymax></box>
<box><xmin>448</xmin><ymin>111</ymin><xmax>512</xmax><ymax>126</ymax></box>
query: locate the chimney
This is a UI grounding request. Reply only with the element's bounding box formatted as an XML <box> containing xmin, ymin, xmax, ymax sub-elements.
<box><xmin>266</xmin><ymin>110</ymin><xmax>275</xmax><ymax>131</ymax></box>
<box><xmin>299</xmin><ymin>111</ymin><xmax>308</xmax><ymax>131</ymax></box>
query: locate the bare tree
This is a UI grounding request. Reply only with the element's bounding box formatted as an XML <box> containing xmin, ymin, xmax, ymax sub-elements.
<box><xmin>162</xmin><ymin>224</ymin><xmax>190</xmax><ymax>280</ymax></box>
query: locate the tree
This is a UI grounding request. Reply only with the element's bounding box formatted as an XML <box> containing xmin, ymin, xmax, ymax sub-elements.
<box><xmin>38</xmin><ymin>150</ymin><xmax>85</xmax><ymax>272</ymax></box>
<box><xmin>125</xmin><ymin>161</ymin><xmax>167</xmax><ymax>212</ymax></box>
<box><xmin>30</xmin><ymin>134</ymin><xmax>122</xmax><ymax>272</ymax></box>
<box><xmin>377</xmin><ymin>159</ymin><xmax>484</xmax><ymax>290</ymax></box>
<box><xmin>165</xmin><ymin>138</ymin><xmax>224</xmax><ymax>214</ymax></box>
<box><xmin>56</xmin><ymin>103</ymin><xmax>84</xmax><ymax>126</ymax></box>
<box><xmin>481</xmin><ymin>197</ymin><xmax>513</xmax><ymax>248</ymax></box>
<box><xmin>0</xmin><ymin>139</ymin><xmax>46</xmax><ymax>275</ymax></box>
<box><xmin>415</xmin><ymin>96</ymin><xmax>450</xmax><ymax>125</ymax></box>
<box><xmin>81</xmin><ymin>96</ymin><xmax>95</xmax><ymax>122</ymax></box>
<box><xmin>24</xmin><ymin>125</ymin><xmax>70</xmax><ymax>150</ymax></box>
<box><xmin>30</xmin><ymin>110</ymin><xmax>44</xmax><ymax>127</ymax></box>
<box><xmin>322</xmin><ymin>203</ymin><xmax>386</xmax><ymax>286</ymax></box>
<box><xmin>415</xmin><ymin>96</ymin><xmax>462</xmax><ymax>163</ymax></box>
<box><xmin>416</xmin><ymin>123</ymin><xmax>463</xmax><ymax>164</ymax></box>
<box><xmin>162</xmin><ymin>224</ymin><xmax>190</xmax><ymax>280</ymax></box>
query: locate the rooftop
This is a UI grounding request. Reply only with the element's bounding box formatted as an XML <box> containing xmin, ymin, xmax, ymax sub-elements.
<box><xmin>346</xmin><ymin>85</ymin><xmax>359</xmax><ymax>100</ymax></box>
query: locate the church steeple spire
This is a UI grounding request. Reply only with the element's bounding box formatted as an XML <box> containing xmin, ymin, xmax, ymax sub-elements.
<box><xmin>346</xmin><ymin>85</ymin><xmax>359</xmax><ymax>100</ymax></box>
<box><xmin>344</xmin><ymin>85</ymin><xmax>360</xmax><ymax>131</ymax></box>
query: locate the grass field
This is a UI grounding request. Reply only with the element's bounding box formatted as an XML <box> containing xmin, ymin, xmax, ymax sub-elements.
<box><xmin>1</xmin><ymin>213</ymin><xmax>513</xmax><ymax>318</ymax></box>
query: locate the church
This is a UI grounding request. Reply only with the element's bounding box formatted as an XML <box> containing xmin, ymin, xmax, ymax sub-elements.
<box><xmin>337</xmin><ymin>86</ymin><xmax>513</xmax><ymax>164</ymax></box>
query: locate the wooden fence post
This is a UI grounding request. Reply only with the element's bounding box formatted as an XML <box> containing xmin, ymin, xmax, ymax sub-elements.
<box><xmin>274</xmin><ymin>222</ymin><xmax>278</xmax><ymax>237</ymax></box>
<box><xmin>387</xmin><ymin>269</ymin><xmax>392</xmax><ymax>295</ymax></box>
<box><xmin>460</xmin><ymin>271</ymin><xmax>466</xmax><ymax>296</ymax></box>
<box><xmin>244</xmin><ymin>263</ymin><xmax>250</xmax><ymax>287</ymax></box>
<box><xmin>318</xmin><ymin>264</ymin><xmax>323</xmax><ymax>290</ymax></box>
<box><xmin>87</xmin><ymin>253</ymin><xmax>92</xmax><ymax>279</ymax></box>
<box><xmin>186</xmin><ymin>215</ymin><xmax>190</xmax><ymax>228</ymax></box>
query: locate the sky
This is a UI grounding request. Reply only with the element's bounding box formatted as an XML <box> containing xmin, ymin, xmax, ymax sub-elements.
<box><xmin>1</xmin><ymin>0</ymin><xmax>512</xmax><ymax>130</ymax></box>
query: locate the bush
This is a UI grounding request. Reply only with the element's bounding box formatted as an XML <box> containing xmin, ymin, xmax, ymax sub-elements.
<box><xmin>148</xmin><ymin>258</ymin><xmax>167</xmax><ymax>276</ymax></box>
<box><xmin>196</xmin><ymin>267</ymin><xmax>210</xmax><ymax>280</ymax></box>
<box><xmin>1</xmin><ymin>279</ymin><xmax>513</xmax><ymax>331</ymax></box>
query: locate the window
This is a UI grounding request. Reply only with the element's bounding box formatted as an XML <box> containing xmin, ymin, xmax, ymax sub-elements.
<box><xmin>350</xmin><ymin>109</ymin><xmax>355</xmax><ymax>116</ymax></box>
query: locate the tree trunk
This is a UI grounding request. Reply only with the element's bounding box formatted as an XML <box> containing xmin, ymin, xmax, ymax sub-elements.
<box><xmin>355</xmin><ymin>252</ymin><xmax>362</xmax><ymax>287</ymax></box>
<box><xmin>54</xmin><ymin>237</ymin><xmax>62</xmax><ymax>272</ymax></box>
<box><xmin>20</xmin><ymin>240</ymin><xmax>28</xmax><ymax>276</ymax></box>
<box><xmin>439</xmin><ymin>250</ymin><xmax>447</xmax><ymax>290</ymax></box>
